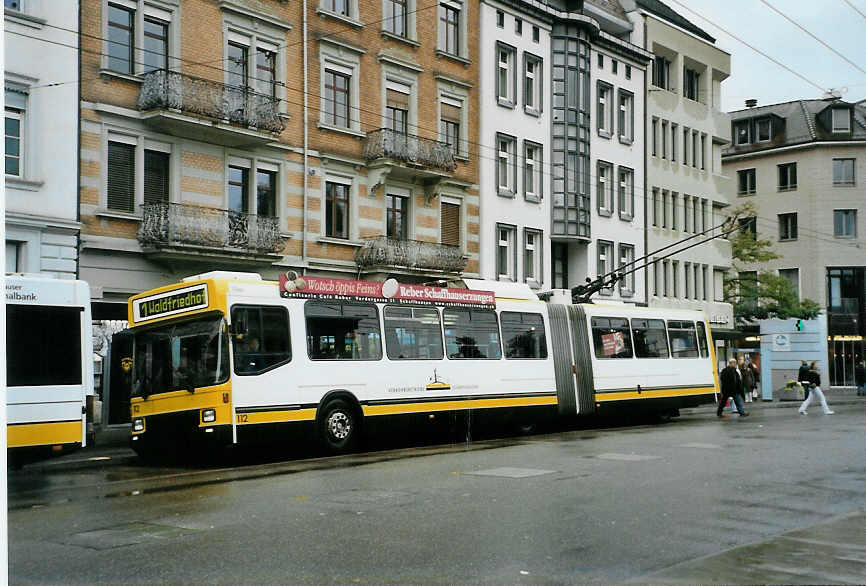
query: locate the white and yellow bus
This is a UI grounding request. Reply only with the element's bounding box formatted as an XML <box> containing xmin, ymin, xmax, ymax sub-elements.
<box><xmin>126</xmin><ymin>271</ymin><xmax>719</xmax><ymax>458</ymax></box>
<box><xmin>5</xmin><ymin>275</ymin><xmax>94</xmax><ymax>464</ymax></box>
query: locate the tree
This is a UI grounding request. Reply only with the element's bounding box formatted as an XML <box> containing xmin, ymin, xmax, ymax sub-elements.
<box><xmin>723</xmin><ymin>202</ymin><xmax>821</xmax><ymax>323</ymax></box>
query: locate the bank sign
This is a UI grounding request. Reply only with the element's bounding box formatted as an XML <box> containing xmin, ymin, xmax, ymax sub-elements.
<box><xmin>132</xmin><ymin>284</ymin><xmax>209</xmax><ymax>323</ymax></box>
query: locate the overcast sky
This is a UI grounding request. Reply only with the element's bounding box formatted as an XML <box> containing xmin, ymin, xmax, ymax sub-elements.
<box><xmin>666</xmin><ymin>0</ymin><xmax>866</xmax><ymax>112</ymax></box>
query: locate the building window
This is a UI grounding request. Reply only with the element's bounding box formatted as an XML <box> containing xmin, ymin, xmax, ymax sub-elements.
<box><xmin>440</xmin><ymin>98</ymin><xmax>461</xmax><ymax>155</ymax></box>
<box><xmin>662</xmin><ymin>260</ymin><xmax>670</xmax><ymax>297</ymax></box>
<box><xmin>651</xmin><ymin>188</ymin><xmax>659</xmax><ymax>227</ymax></box>
<box><xmin>143</xmin><ymin>150</ymin><xmax>170</xmax><ymax>205</ymax></box>
<box><xmin>682</xmin><ymin>126</ymin><xmax>690</xmax><ymax>165</ymax></box>
<box><xmin>497</xmin><ymin>224</ymin><xmax>516</xmax><ymax>281</ymax></box>
<box><xmin>323</xmin><ymin>69</ymin><xmax>351</xmax><ymax>128</ymax></box>
<box><xmin>671</xmin><ymin>123</ymin><xmax>678</xmax><ymax>162</ymax></box>
<box><xmin>496</xmin><ymin>9</ymin><xmax>503</xmax><ymax>27</ymax></box>
<box><xmin>255</xmin><ymin>48</ymin><xmax>277</xmax><ymax>97</ymax></box>
<box><xmin>778</xmin><ymin>163</ymin><xmax>797</xmax><ymax>191</ymax></box>
<box><xmin>5</xmin><ymin>108</ymin><xmax>21</xmax><ymax>176</ymax></box>
<box><xmin>737</xmin><ymin>169</ymin><xmax>756</xmax><ymax>195</ymax></box>
<box><xmin>625</xmin><ymin>65</ymin><xmax>631</xmax><ymax>79</ymax></box>
<box><xmin>523</xmin><ymin>229</ymin><xmax>542</xmax><ymax>284</ymax></box>
<box><xmin>618</xmin><ymin>90</ymin><xmax>633</xmax><ymax>143</ymax></box>
<box><xmin>552</xmin><ymin>242</ymin><xmax>568</xmax><ymax>289</ymax></box>
<box><xmin>733</xmin><ymin>120</ymin><xmax>750</xmax><ymax>146</ymax></box>
<box><xmin>683</xmin><ymin>67</ymin><xmax>700</xmax><ymax>101</ymax></box>
<box><xmin>323</xmin><ymin>0</ymin><xmax>349</xmax><ymax>16</ymax></box>
<box><xmin>597</xmin><ymin>240</ymin><xmax>613</xmax><ymax>294</ymax></box>
<box><xmin>660</xmin><ymin>120</ymin><xmax>668</xmax><ymax>159</ymax></box>
<box><xmin>438</xmin><ymin>1</ymin><xmax>461</xmax><ymax>56</ymax></box>
<box><xmin>524</xmin><ymin>53</ymin><xmax>542</xmax><ymax>114</ymax></box>
<box><xmin>325</xmin><ymin>181</ymin><xmax>350</xmax><ymax>239</ymax></box>
<box><xmin>700</xmin><ymin>134</ymin><xmax>706</xmax><ymax>170</ymax></box>
<box><xmin>618</xmin><ymin>244</ymin><xmax>634</xmax><ymax>295</ymax></box>
<box><xmin>779</xmin><ymin>268</ymin><xmax>799</xmax><ymax>300</ymax></box>
<box><xmin>670</xmin><ymin>192</ymin><xmax>678</xmax><ymax>231</ymax></box>
<box><xmin>756</xmin><ymin>118</ymin><xmax>771</xmax><ymax>142</ymax></box>
<box><xmin>227</xmin><ymin>165</ymin><xmax>249</xmax><ymax>213</ymax></box>
<box><xmin>611</xmin><ymin>60</ymin><xmax>617</xmax><ymax>74</ymax></box>
<box><xmin>385</xmin><ymin>86</ymin><xmax>409</xmax><ymax>134</ymax></box>
<box><xmin>691</xmin><ymin>130</ymin><xmax>698</xmax><ymax>168</ymax></box>
<box><xmin>142</xmin><ymin>17</ymin><xmax>168</xmax><ymax>73</ymax></box>
<box><xmin>532</xmin><ymin>25</ymin><xmax>539</xmax><ymax>43</ymax></box>
<box><xmin>515</xmin><ymin>17</ymin><xmax>522</xmax><ymax>34</ymax></box>
<box><xmin>834</xmin><ymin>209</ymin><xmax>857</xmax><ymax>238</ymax></box>
<box><xmin>386</xmin><ymin>194</ymin><xmax>409</xmax><ymax>240</ymax></box>
<box><xmin>496</xmin><ymin>134</ymin><xmax>517</xmax><ymax>196</ymax></box>
<box><xmin>652</xmin><ymin>55</ymin><xmax>670</xmax><ymax>89</ymax></box>
<box><xmin>5</xmin><ymin>0</ymin><xmax>22</xmax><ymax>9</ymax></box>
<box><xmin>684</xmin><ymin>262</ymin><xmax>692</xmax><ymax>299</ymax></box>
<box><xmin>833</xmin><ymin>158</ymin><xmax>855</xmax><ymax>186</ymax></box>
<box><xmin>227</xmin><ymin>41</ymin><xmax>248</xmax><ymax>88</ymax></box>
<box><xmin>524</xmin><ymin>141</ymin><xmax>542</xmax><ymax>202</ymax></box>
<box><xmin>597</xmin><ymin>161</ymin><xmax>613</xmax><ymax>216</ymax></box>
<box><xmin>441</xmin><ymin>200</ymin><xmax>461</xmax><ymax>246</ymax></box>
<box><xmin>671</xmin><ymin>260</ymin><xmax>680</xmax><ymax>298</ymax></box>
<box><xmin>496</xmin><ymin>43</ymin><xmax>516</xmax><ymax>107</ymax></box>
<box><xmin>738</xmin><ymin>216</ymin><xmax>757</xmax><ymax>237</ymax></box>
<box><xmin>778</xmin><ymin>212</ymin><xmax>797</xmax><ymax>241</ymax></box>
<box><xmin>107</xmin><ymin>141</ymin><xmax>135</xmax><ymax>213</ymax></box>
<box><xmin>831</xmin><ymin>108</ymin><xmax>851</xmax><ymax>133</ymax></box>
<box><xmin>256</xmin><ymin>169</ymin><xmax>277</xmax><ymax>217</ymax></box>
<box><xmin>384</xmin><ymin>0</ymin><xmax>408</xmax><ymax>37</ymax></box>
<box><xmin>694</xmin><ymin>263</ymin><xmax>702</xmax><ymax>299</ymax></box>
<box><xmin>661</xmin><ymin>190</ymin><xmax>669</xmax><ymax>228</ymax></box>
<box><xmin>618</xmin><ymin>166</ymin><xmax>634</xmax><ymax>221</ymax></box>
<box><xmin>107</xmin><ymin>3</ymin><xmax>135</xmax><ymax>74</ymax></box>
<box><xmin>651</xmin><ymin>118</ymin><xmax>657</xmax><ymax>156</ymax></box>
<box><xmin>597</xmin><ymin>82</ymin><xmax>613</xmax><ymax>136</ymax></box>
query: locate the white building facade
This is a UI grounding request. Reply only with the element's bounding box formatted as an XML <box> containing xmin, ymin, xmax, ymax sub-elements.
<box><xmin>4</xmin><ymin>0</ymin><xmax>80</xmax><ymax>276</ymax></box>
<box><xmin>623</xmin><ymin>0</ymin><xmax>735</xmax><ymax>345</ymax></box>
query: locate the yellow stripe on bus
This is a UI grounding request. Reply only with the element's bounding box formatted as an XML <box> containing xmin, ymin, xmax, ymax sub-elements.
<box><xmin>7</xmin><ymin>421</ymin><xmax>82</xmax><ymax>448</ymax></box>
<box><xmin>236</xmin><ymin>409</ymin><xmax>317</xmax><ymax>425</ymax></box>
<box><xmin>131</xmin><ymin>386</ymin><xmax>230</xmax><ymax>418</ymax></box>
<box><xmin>595</xmin><ymin>386</ymin><xmax>716</xmax><ymax>402</ymax></box>
<box><xmin>363</xmin><ymin>395</ymin><xmax>558</xmax><ymax>416</ymax></box>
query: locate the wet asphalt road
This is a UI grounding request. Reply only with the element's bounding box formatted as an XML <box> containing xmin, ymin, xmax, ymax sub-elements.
<box><xmin>8</xmin><ymin>403</ymin><xmax>866</xmax><ymax>584</ymax></box>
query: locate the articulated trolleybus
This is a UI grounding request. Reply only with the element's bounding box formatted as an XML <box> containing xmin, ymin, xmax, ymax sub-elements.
<box><xmin>127</xmin><ymin>271</ymin><xmax>719</xmax><ymax>456</ymax></box>
<box><xmin>6</xmin><ymin>274</ymin><xmax>94</xmax><ymax>464</ymax></box>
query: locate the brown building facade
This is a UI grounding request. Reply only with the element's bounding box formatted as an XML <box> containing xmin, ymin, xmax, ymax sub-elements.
<box><xmin>80</xmin><ymin>0</ymin><xmax>479</xmax><ymax>317</ymax></box>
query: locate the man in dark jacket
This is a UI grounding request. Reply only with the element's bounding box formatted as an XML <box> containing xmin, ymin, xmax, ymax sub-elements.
<box><xmin>718</xmin><ymin>358</ymin><xmax>749</xmax><ymax>417</ymax></box>
<box><xmin>798</xmin><ymin>360</ymin><xmax>811</xmax><ymax>399</ymax></box>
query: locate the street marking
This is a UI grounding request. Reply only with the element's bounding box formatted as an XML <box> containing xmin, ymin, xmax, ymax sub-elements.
<box><xmin>678</xmin><ymin>443</ymin><xmax>722</xmax><ymax>449</ymax></box>
<box><xmin>596</xmin><ymin>453</ymin><xmax>660</xmax><ymax>462</ymax></box>
<box><xmin>466</xmin><ymin>467</ymin><xmax>556</xmax><ymax>478</ymax></box>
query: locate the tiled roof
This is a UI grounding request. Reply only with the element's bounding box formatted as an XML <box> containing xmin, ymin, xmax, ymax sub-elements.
<box><xmin>633</xmin><ymin>0</ymin><xmax>715</xmax><ymax>43</ymax></box>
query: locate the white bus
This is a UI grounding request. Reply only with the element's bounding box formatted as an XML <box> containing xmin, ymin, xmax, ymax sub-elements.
<box><xmin>126</xmin><ymin>271</ymin><xmax>719</xmax><ymax>458</ymax></box>
<box><xmin>5</xmin><ymin>275</ymin><xmax>94</xmax><ymax>464</ymax></box>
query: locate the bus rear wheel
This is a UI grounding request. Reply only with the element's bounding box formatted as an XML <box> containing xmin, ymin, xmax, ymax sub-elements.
<box><xmin>319</xmin><ymin>398</ymin><xmax>360</xmax><ymax>454</ymax></box>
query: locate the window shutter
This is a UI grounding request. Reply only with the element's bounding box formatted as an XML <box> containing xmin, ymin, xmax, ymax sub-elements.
<box><xmin>441</xmin><ymin>202</ymin><xmax>460</xmax><ymax>246</ymax></box>
<box><xmin>441</xmin><ymin>102</ymin><xmax>461</xmax><ymax>123</ymax></box>
<box><xmin>386</xmin><ymin>88</ymin><xmax>409</xmax><ymax>110</ymax></box>
<box><xmin>144</xmin><ymin>150</ymin><xmax>170</xmax><ymax>205</ymax></box>
<box><xmin>107</xmin><ymin>141</ymin><xmax>135</xmax><ymax>213</ymax></box>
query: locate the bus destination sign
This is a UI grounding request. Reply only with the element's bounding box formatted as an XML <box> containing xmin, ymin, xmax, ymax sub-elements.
<box><xmin>279</xmin><ymin>275</ymin><xmax>495</xmax><ymax>308</ymax></box>
<box><xmin>132</xmin><ymin>283</ymin><xmax>209</xmax><ymax>323</ymax></box>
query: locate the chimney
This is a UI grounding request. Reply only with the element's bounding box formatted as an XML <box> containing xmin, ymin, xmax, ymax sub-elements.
<box><xmin>745</xmin><ymin>99</ymin><xmax>757</xmax><ymax>108</ymax></box>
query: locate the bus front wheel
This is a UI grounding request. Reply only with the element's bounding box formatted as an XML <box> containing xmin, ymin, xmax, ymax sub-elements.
<box><xmin>319</xmin><ymin>398</ymin><xmax>360</xmax><ymax>454</ymax></box>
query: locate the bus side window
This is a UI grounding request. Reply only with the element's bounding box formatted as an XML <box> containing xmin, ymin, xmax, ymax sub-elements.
<box><xmin>668</xmin><ymin>320</ymin><xmax>699</xmax><ymax>358</ymax></box>
<box><xmin>384</xmin><ymin>306</ymin><xmax>444</xmax><ymax>360</ymax></box>
<box><xmin>501</xmin><ymin>312</ymin><xmax>548</xmax><ymax>359</ymax></box>
<box><xmin>590</xmin><ymin>317</ymin><xmax>633</xmax><ymax>359</ymax></box>
<box><xmin>305</xmin><ymin>301</ymin><xmax>382</xmax><ymax>361</ymax></box>
<box><xmin>443</xmin><ymin>308</ymin><xmax>502</xmax><ymax>359</ymax></box>
<box><xmin>231</xmin><ymin>305</ymin><xmax>291</xmax><ymax>374</ymax></box>
<box><xmin>631</xmin><ymin>318</ymin><xmax>669</xmax><ymax>358</ymax></box>
<box><xmin>696</xmin><ymin>321</ymin><xmax>710</xmax><ymax>358</ymax></box>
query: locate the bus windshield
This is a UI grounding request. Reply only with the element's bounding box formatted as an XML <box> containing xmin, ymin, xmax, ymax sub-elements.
<box><xmin>132</xmin><ymin>315</ymin><xmax>229</xmax><ymax>398</ymax></box>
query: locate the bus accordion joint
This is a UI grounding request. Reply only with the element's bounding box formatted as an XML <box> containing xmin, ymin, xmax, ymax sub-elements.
<box><xmin>637</xmin><ymin>384</ymin><xmax>642</xmax><ymax>395</ymax></box>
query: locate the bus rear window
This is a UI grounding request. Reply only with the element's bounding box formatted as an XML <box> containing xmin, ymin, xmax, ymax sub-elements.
<box><xmin>668</xmin><ymin>320</ymin><xmax>699</xmax><ymax>358</ymax></box>
<box><xmin>631</xmin><ymin>318</ymin><xmax>669</xmax><ymax>358</ymax></box>
<box><xmin>6</xmin><ymin>305</ymin><xmax>82</xmax><ymax>386</ymax></box>
<box><xmin>443</xmin><ymin>308</ymin><xmax>502</xmax><ymax>359</ymax></box>
<box><xmin>591</xmin><ymin>317</ymin><xmax>633</xmax><ymax>359</ymax></box>
<box><xmin>696</xmin><ymin>321</ymin><xmax>710</xmax><ymax>358</ymax></box>
<box><xmin>501</xmin><ymin>312</ymin><xmax>548</xmax><ymax>359</ymax></box>
<box><xmin>384</xmin><ymin>306</ymin><xmax>444</xmax><ymax>360</ymax></box>
<box><xmin>305</xmin><ymin>301</ymin><xmax>382</xmax><ymax>360</ymax></box>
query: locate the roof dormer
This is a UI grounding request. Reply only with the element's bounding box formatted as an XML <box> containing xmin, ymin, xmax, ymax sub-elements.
<box><xmin>816</xmin><ymin>102</ymin><xmax>853</xmax><ymax>135</ymax></box>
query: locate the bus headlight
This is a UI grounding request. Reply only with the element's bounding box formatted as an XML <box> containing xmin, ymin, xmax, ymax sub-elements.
<box><xmin>133</xmin><ymin>417</ymin><xmax>145</xmax><ymax>432</ymax></box>
<box><xmin>201</xmin><ymin>409</ymin><xmax>216</xmax><ymax>423</ymax></box>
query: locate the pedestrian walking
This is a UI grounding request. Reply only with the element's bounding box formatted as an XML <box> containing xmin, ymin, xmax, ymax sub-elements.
<box><xmin>798</xmin><ymin>360</ymin><xmax>811</xmax><ymax>400</ymax></box>
<box><xmin>718</xmin><ymin>358</ymin><xmax>749</xmax><ymax>417</ymax></box>
<box><xmin>739</xmin><ymin>358</ymin><xmax>755</xmax><ymax>403</ymax></box>
<box><xmin>855</xmin><ymin>360</ymin><xmax>866</xmax><ymax>396</ymax></box>
<box><xmin>748</xmin><ymin>361</ymin><xmax>760</xmax><ymax>400</ymax></box>
<box><xmin>799</xmin><ymin>361</ymin><xmax>834</xmax><ymax>415</ymax></box>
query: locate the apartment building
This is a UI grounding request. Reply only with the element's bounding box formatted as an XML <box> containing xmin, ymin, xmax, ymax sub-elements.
<box><xmin>477</xmin><ymin>0</ymin><xmax>650</xmax><ymax>303</ymax></box>
<box><xmin>723</xmin><ymin>97</ymin><xmax>866</xmax><ymax>386</ymax></box>
<box><xmin>622</xmin><ymin>0</ymin><xmax>735</xmax><ymax>348</ymax></box>
<box><xmin>78</xmin><ymin>0</ymin><xmax>479</xmax><ymax>319</ymax></box>
<box><xmin>5</xmin><ymin>0</ymin><xmax>80</xmax><ymax>276</ymax></box>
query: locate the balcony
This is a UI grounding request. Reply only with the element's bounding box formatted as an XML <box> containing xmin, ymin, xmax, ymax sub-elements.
<box><xmin>364</xmin><ymin>128</ymin><xmax>456</xmax><ymax>185</ymax></box>
<box><xmin>137</xmin><ymin>70</ymin><xmax>285</xmax><ymax>147</ymax></box>
<box><xmin>138</xmin><ymin>202</ymin><xmax>286</xmax><ymax>263</ymax></box>
<box><xmin>355</xmin><ymin>236</ymin><xmax>466</xmax><ymax>276</ymax></box>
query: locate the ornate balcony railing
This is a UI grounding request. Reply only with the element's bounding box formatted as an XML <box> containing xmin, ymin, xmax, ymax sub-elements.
<box><xmin>363</xmin><ymin>128</ymin><xmax>457</xmax><ymax>173</ymax></box>
<box><xmin>138</xmin><ymin>70</ymin><xmax>285</xmax><ymax>134</ymax></box>
<box><xmin>355</xmin><ymin>236</ymin><xmax>466</xmax><ymax>274</ymax></box>
<box><xmin>138</xmin><ymin>202</ymin><xmax>285</xmax><ymax>254</ymax></box>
